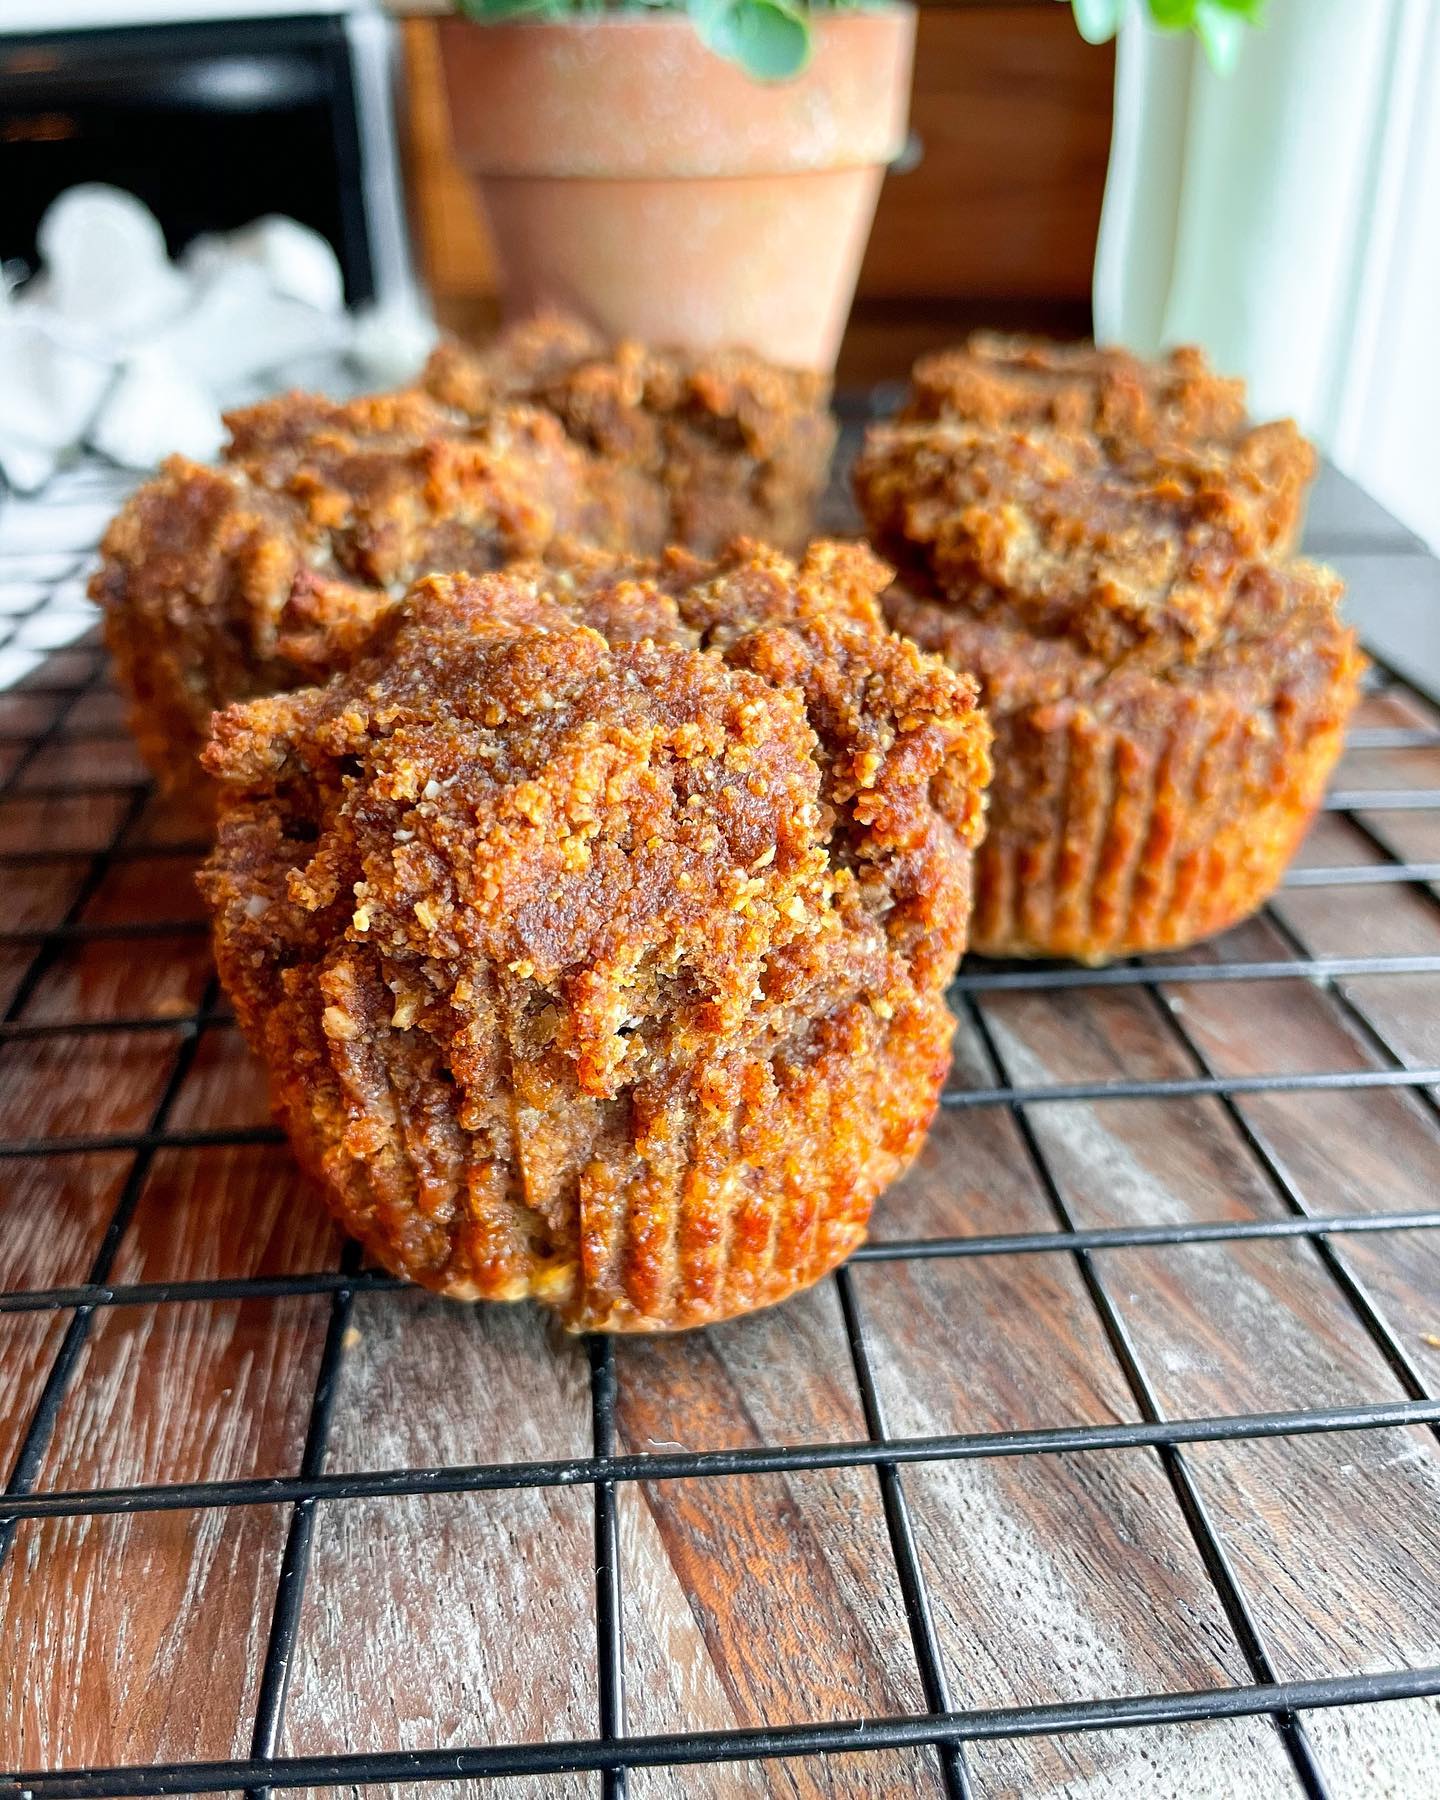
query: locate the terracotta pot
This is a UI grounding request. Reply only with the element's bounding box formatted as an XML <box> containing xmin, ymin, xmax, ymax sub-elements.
<box><xmin>436</xmin><ymin>7</ymin><xmax>915</xmax><ymax>371</ymax></box>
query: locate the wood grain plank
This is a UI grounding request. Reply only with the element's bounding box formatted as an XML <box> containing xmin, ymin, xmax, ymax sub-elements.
<box><xmin>846</xmin><ymin>1019</ymin><xmax>1305</xmax><ymax>1797</ymax></box>
<box><xmin>59</xmin><ymin>690</ymin><xmax>129</xmax><ymax>734</ymax></box>
<box><xmin>1352</xmin><ymin>808</ymin><xmax>1440</xmax><ymax>900</ymax></box>
<box><xmin>1186</xmin><ymin>1427</ymin><xmax>1440</xmax><ymax>1682</ymax></box>
<box><xmin>13</xmin><ymin>735</ymin><xmax>148</xmax><ymax>791</ymax></box>
<box><xmin>630</xmin><ymin>1750</ymin><xmax>945</xmax><ymax>1798</ymax></box>
<box><xmin>0</xmin><ymin>1312</ymin><xmax>70</xmax><ymax>1479</ymax></box>
<box><xmin>285</xmin><ymin>1276</ymin><xmax>598</xmax><ymax>1766</ymax></box>
<box><xmin>0</xmin><ymin>690</ymin><xmax>63</xmax><ymax>736</ymax></box>
<box><xmin>1</xmin><ymin>1504</ymin><xmax>289</xmax><ymax>1770</ymax></box>
<box><xmin>0</xmin><ymin>1153</ymin><xmax>130</xmax><ymax>1291</ymax></box>
<box><xmin>857</xmin><ymin>1018</ymin><xmax>1140</xmax><ymax>1435</ymax></box>
<box><xmin>0</xmin><ymin>791</ymin><xmax>131</xmax><ymax>854</ymax></box>
<box><xmin>1299</xmin><ymin>1700</ymin><xmax>1440</xmax><ymax>1800</ymax></box>
<box><xmin>965</xmin><ymin>1720</ymin><xmax>1303</xmax><ymax>1799</ymax></box>
<box><xmin>0</xmin><ymin>1028</ymin><xmax>180</xmax><ymax>1139</ymax></box>
<box><xmin>0</xmin><ymin>948</ymin><xmax>34</xmax><ymax>1015</ymax></box>
<box><xmin>611</xmin><ymin>1286</ymin><xmax>933</xmax><ymax>1798</ymax></box>
<box><xmin>972</xmin><ymin>971</ymin><xmax>1440</xmax><ymax>1792</ymax></box>
<box><xmin>114</xmin><ymin>1142</ymin><xmax>343</xmax><ymax>1284</ymax></box>
<box><xmin>0</xmin><ymin>1039</ymin><xmax>335</xmax><ymax>1765</ymax></box>
<box><xmin>315</xmin><ymin>1781</ymin><xmax>593</xmax><ymax>1800</ymax></box>
<box><xmin>119</xmin><ymin>788</ymin><xmax>211</xmax><ymax>851</ymax></box>
<box><xmin>0</xmin><ymin>859</ymin><xmax>88</xmax><ymax>934</ymax></box>
<box><xmin>285</xmin><ymin>1489</ymin><xmax>598</xmax><ymax>1755</ymax></box>
<box><xmin>35</xmin><ymin>1294</ymin><xmax>327</xmax><ymax>1491</ymax></box>
<box><xmin>1269</xmin><ymin>821</ymin><xmax>1440</xmax><ymax>1075</ymax></box>
<box><xmin>78</xmin><ymin>851</ymin><xmax>209</xmax><ymax>927</ymax></box>
<box><xmin>162</xmin><ymin>1025</ymin><xmax>275</xmax><ymax>1134</ymax></box>
<box><xmin>871</xmin><ymin>1021</ymin><xmax>1065</xmax><ymax>1242</ymax></box>
<box><xmin>986</xmin><ymin>969</ymin><xmax>1433</xmax><ymax>1404</ymax></box>
<box><xmin>15</xmin><ymin>647</ymin><xmax>100</xmax><ymax>690</ymax></box>
<box><xmin>3</xmin><ymin>635</ymin><xmax>1438</xmax><ymax>1799</ymax></box>
<box><xmin>614</xmin><ymin>1279</ymin><xmax>864</xmax><ymax>1454</ymax></box>
<box><xmin>327</xmin><ymin>1288</ymin><xmax>591</xmax><ymax>1471</ymax></box>
<box><xmin>901</xmin><ymin>1451</ymin><xmax>1294</xmax><ymax>1796</ymax></box>
<box><xmin>19</xmin><ymin>935</ymin><xmax>210</xmax><ymax>1025</ymax></box>
<box><xmin>617</xmin><ymin>1465</ymin><xmax>924</xmax><ymax>1735</ymax></box>
<box><xmin>1148</xmin><ymin>911</ymin><xmax>1440</xmax><ymax>1390</ymax></box>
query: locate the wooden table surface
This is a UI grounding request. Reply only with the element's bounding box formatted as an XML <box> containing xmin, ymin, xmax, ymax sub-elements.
<box><xmin>0</xmin><ymin>447</ymin><xmax>1438</xmax><ymax>1799</ymax></box>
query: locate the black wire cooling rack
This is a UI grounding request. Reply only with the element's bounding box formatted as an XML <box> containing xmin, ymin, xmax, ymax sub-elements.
<box><xmin>0</xmin><ymin>447</ymin><xmax>1438</xmax><ymax>1800</ymax></box>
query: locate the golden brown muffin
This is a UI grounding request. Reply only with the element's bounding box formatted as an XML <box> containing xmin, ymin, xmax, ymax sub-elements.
<box><xmin>855</xmin><ymin>420</ymin><xmax>1363</xmax><ymax>964</ymax></box>
<box><xmin>422</xmin><ymin>312</ymin><xmax>838</xmax><ymax>556</ymax></box>
<box><xmin>93</xmin><ymin>395</ymin><xmax>655</xmax><ymax>800</ymax></box>
<box><xmin>95</xmin><ymin>318</ymin><xmax>836</xmax><ymax>807</ymax></box>
<box><xmin>902</xmin><ymin>333</ymin><xmax>1315</xmax><ymax>552</ymax></box>
<box><xmin>198</xmin><ymin>542</ymin><xmax>993</xmax><ymax>1331</ymax></box>
<box><xmin>905</xmin><ymin>334</ymin><xmax>1246</xmax><ymax>439</ymax></box>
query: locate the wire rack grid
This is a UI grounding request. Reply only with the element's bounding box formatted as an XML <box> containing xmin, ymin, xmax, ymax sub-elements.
<box><xmin>0</xmin><ymin>448</ymin><xmax>1438</xmax><ymax>1800</ymax></box>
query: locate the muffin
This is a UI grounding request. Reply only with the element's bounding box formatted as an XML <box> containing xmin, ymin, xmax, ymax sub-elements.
<box><xmin>95</xmin><ymin>319</ymin><xmax>836</xmax><ymax>806</ymax></box>
<box><xmin>94</xmin><ymin>393</ymin><xmax>650</xmax><ymax>800</ymax></box>
<box><xmin>855</xmin><ymin>418</ymin><xmax>1363</xmax><ymax>964</ymax></box>
<box><xmin>198</xmin><ymin>542</ymin><xmax>992</xmax><ymax>1331</ymax></box>
<box><xmin>421</xmin><ymin>311</ymin><xmax>838</xmax><ymax>556</ymax></box>
<box><xmin>902</xmin><ymin>333</ymin><xmax>1315</xmax><ymax>551</ymax></box>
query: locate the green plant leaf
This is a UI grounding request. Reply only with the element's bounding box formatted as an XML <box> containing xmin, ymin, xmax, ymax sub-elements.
<box><xmin>1068</xmin><ymin>0</ymin><xmax>1125</xmax><ymax>46</ymax></box>
<box><xmin>1064</xmin><ymin>0</ymin><xmax>1264</xmax><ymax>65</ymax></box>
<box><xmin>454</xmin><ymin>0</ymin><xmax>568</xmax><ymax>19</ymax></box>
<box><xmin>1146</xmin><ymin>0</ymin><xmax>1196</xmax><ymax>28</ymax></box>
<box><xmin>693</xmin><ymin>0</ymin><xmax>812</xmax><ymax>80</ymax></box>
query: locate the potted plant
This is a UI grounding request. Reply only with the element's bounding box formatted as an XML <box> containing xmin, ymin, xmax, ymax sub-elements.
<box><xmin>436</xmin><ymin>0</ymin><xmax>915</xmax><ymax>372</ymax></box>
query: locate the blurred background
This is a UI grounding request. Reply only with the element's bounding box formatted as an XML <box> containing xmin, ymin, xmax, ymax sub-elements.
<box><xmin>3</xmin><ymin>0</ymin><xmax>1437</xmax><ymax>546</ymax></box>
<box><xmin>0</xmin><ymin>1</ymin><xmax>1116</xmax><ymax>367</ymax></box>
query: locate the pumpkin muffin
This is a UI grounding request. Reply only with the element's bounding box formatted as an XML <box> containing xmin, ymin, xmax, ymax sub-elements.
<box><xmin>94</xmin><ymin>393</ymin><xmax>651</xmax><ymax>802</ymax></box>
<box><xmin>902</xmin><ymin>333</ymin><xmax>1315</xmax><ymax>552</ymax></box>
<box><xmin>422</xmin><ymin>311</ymin><xmax>838</xmax><ymax>556</ymax></box>
<box><xmin>854</xmin><ymin>418</ymin><xmax>1362</xmax><ymax>964</ymax></box>
<box><xmin>95</xmin><ymin>318</ymin><xmax>835</xmax><ymax>807</ymax></box>
<box><xmin>198</xmin><ymin>542</ymin><xmax>992</xmax><ymax>1331</ymax></box>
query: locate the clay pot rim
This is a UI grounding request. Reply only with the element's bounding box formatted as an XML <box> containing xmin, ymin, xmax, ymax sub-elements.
<box><xmin>438</xmin><ymin>4</ymin><xmax>915</xmax><ymax>40</ymax></box>
<box><xmin>438</xmin><ymin>3</ymin><xmax>917</xmax><ymax>180</ymax></box>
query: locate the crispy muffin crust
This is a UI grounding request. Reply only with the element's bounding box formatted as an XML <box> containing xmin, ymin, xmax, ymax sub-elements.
<box><xmin>854</xmin><ymin>419</ymin><xmax>1310</xmax><ymax>668</ymax></box>
<box><xmin>855</xmin><ymin>417</ymin><xmax>1361</xmax><ymax>963</ymax></box>
<box><xmin>904</xmin><ymin>332</ymin><xmax>1242</xmax><ymax>438</ymax></box>
<box><xmin>198</xmin><ymin>542</ymin><xmax>992</xmax><ymax>1331</ymax></box>
<box><xmin>422</xmin><ymin>312</ymin><xmax>838</xmax><ymax>556</ymax></box>
<box><xmin>93</xmin><ymin>396</ymin><xmax>655</xmax><ymax>799</ymax></box>
<box><xmin>902</xmin><ymin>333</ymin><xmax>1315</xmax><ymax>552</ymax></box>
<box><xmin>95</xmin><ymin>317</ymin><xmax>836</xmax><ymax>805</ymax></box>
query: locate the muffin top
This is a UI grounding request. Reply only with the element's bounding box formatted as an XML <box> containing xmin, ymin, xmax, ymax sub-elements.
<box><xmin>201</xmin><ymin>541</ymin><xmax>991</xmax><ymax>1101</ymax></box>
<box><xmin>854</xmin><ymin>417</ymin><xmax>1335</xmax><ymax>683</ymax></box>
<box><xmin>219</xmin><ymin>389</ymin><xmax>659</xmax><ymax>588</ymax></box>
<box><xmin>902</xmin><ymin>332</ymin><xmax>1250</xmax><ymax>447</ymax></box>
<box><xmin>93</xmin><ymin>393</ymin><xmax>661</xmax><ymax>701</ymax></box>
<box><xmin>422</xmin><ymin>311</ymin><xmax>835</xmax><ymax>473</ymax></box>
<box><xmin>856</xmin><ymin>418</ymin><xmax>1356</xmax><ymax>724</ymax></box>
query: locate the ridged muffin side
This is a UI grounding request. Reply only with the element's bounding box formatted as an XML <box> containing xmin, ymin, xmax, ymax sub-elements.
<box><xmin>856</xmin><ymin>414</ymin><xmax>1362</xmax><ymax>964</ymax></box>
<box><xmin>198</xmin><ymin>542</ymin><xmax>992</xmax><ymax>1330</ymax></box>
<box><xmin>886</xmin><ymin>564</ymin><xmax>1362</xmax><ymax>963</ymax></box>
